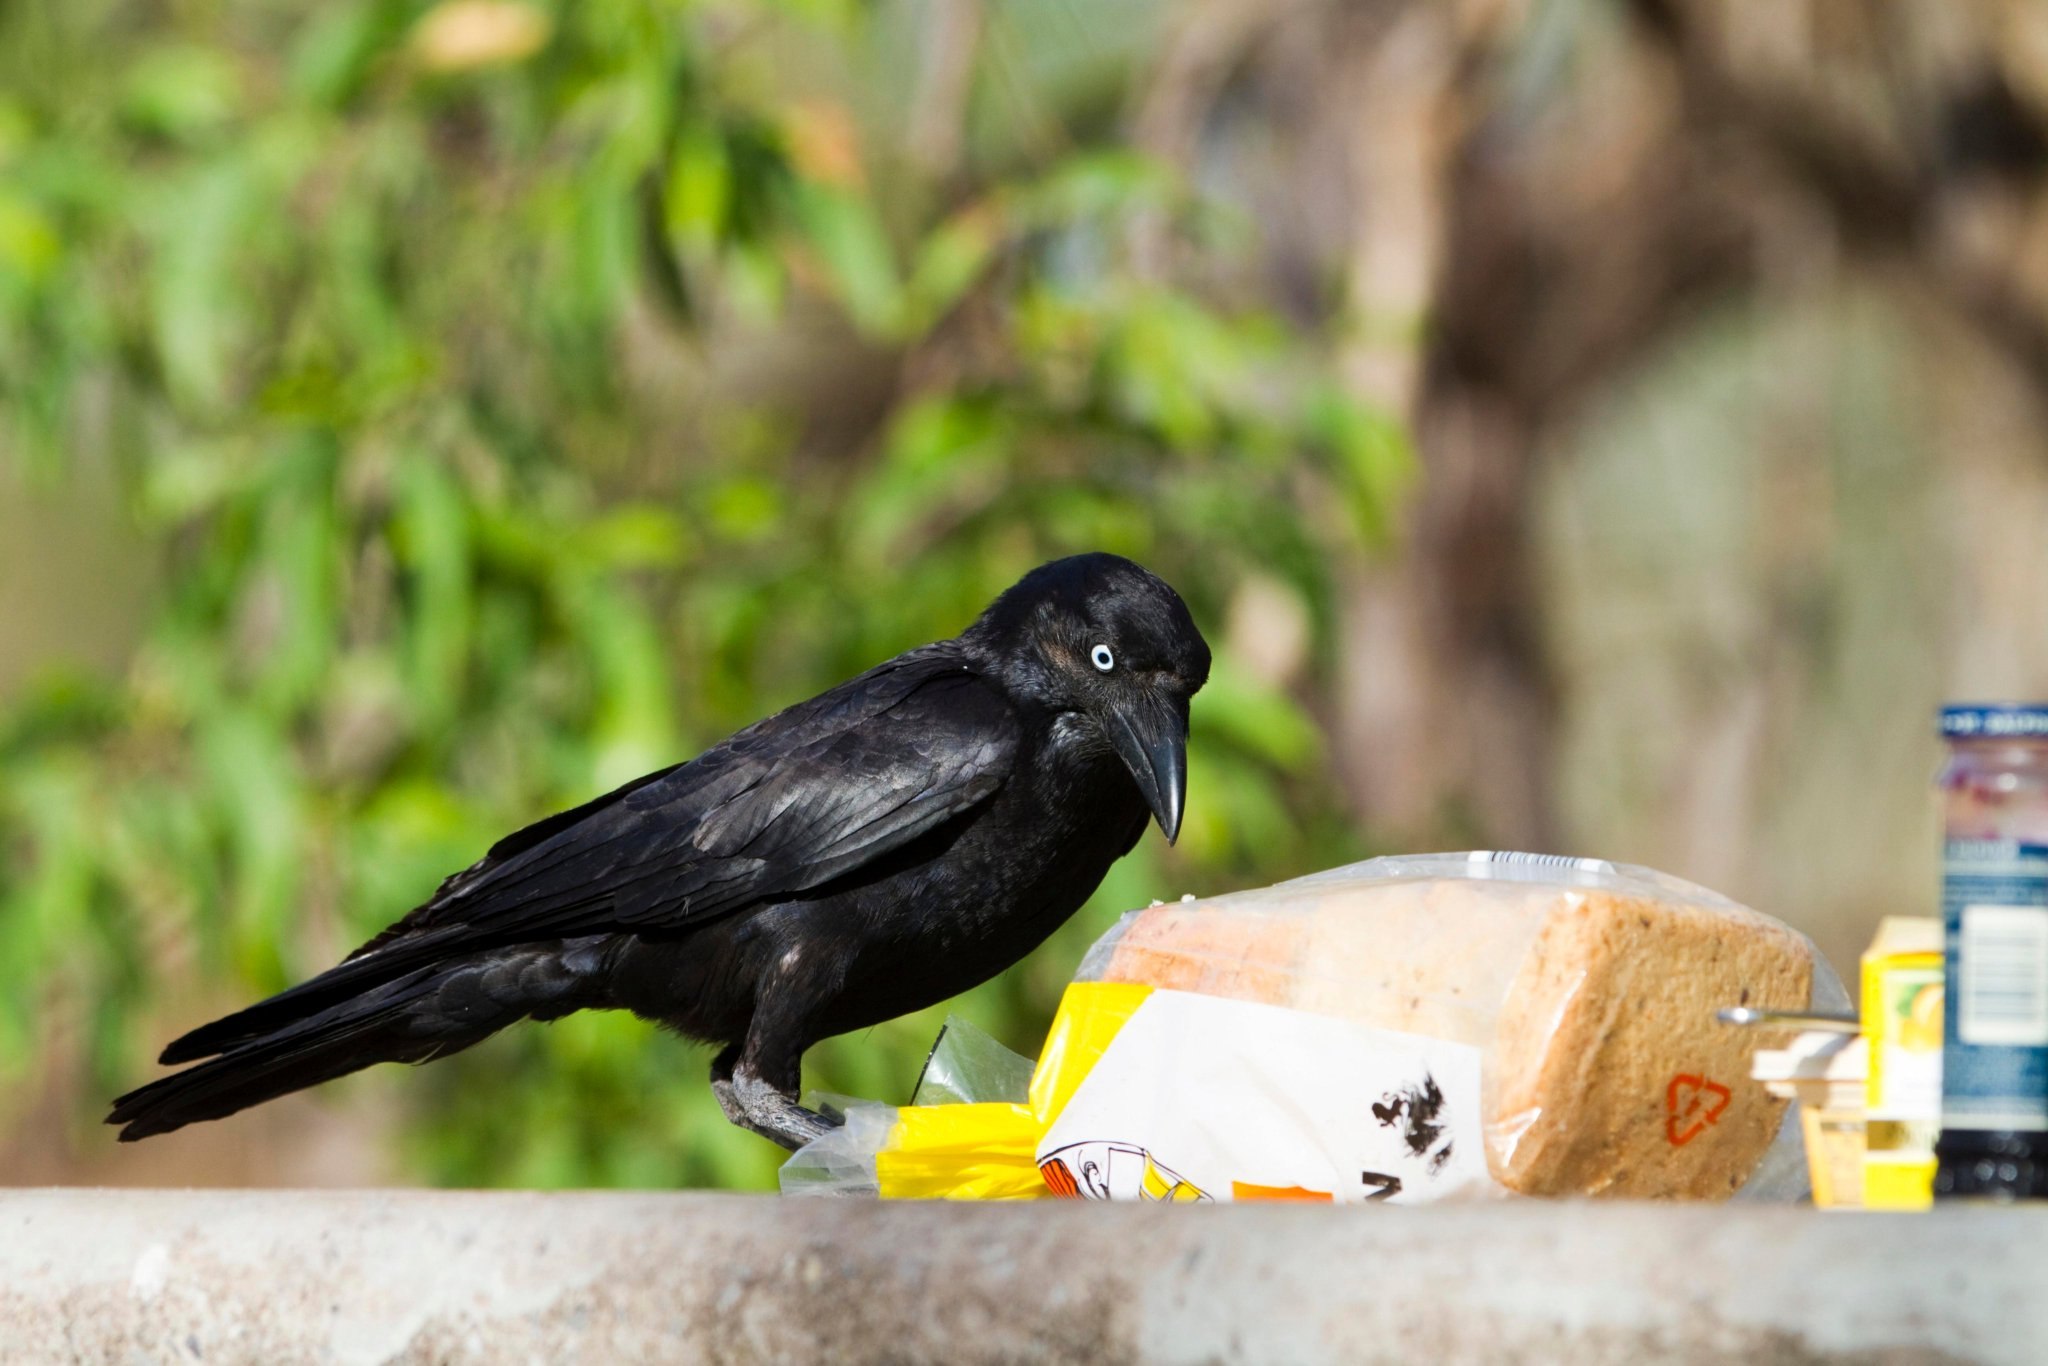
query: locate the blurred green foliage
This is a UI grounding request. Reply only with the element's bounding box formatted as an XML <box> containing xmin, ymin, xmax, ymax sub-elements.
<box><xmin>0</xmin><ymin>0</ymin><xmax>1405</xmax><ymax>1187</ymax></box>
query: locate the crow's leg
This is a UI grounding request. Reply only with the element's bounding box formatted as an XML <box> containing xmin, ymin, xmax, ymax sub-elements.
<box><xmin>720</xmin><ymin>1065</ymin><xmax>835</xmax><ymax>1150</ymax></box>
<box><xmin>707</xmin><ymin>1045</ymin><xmax>753</xmax><ymax>1134</ymax></box>
<box><xmin>709</xmin><ymin>1042</ymin><xmax>835</xmax><ymax>1150</ymax></box>
<box><xmin>708</xmin><ymin>1023</ymin><xmax>837</xmax><ymax>1150</ymax></box>
<box><xmin>710</xmin><ymin>1056</ymin><xmax>835</xmax><ymax>1149</ymax></box>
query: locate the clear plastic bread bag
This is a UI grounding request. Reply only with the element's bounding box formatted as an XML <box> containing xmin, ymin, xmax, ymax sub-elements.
<box><xmin>784</xmin><ymin>852</ymin><xmax>1845</xmax><ymax>1203</ymax></box>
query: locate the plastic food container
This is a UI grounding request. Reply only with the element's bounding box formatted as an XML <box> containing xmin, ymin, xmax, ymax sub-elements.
<box><xmin>1934</xmin><ymin>704</ymin><xmax>2048</xmax><ymax>1200</ymax></box>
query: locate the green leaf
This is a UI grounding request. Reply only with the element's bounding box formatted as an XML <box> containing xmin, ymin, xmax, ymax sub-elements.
<box><xmin>249</xmin><ymin>444</ymin><xmax>341</xmax><ymax>715</ymax></box>
<box><xmin>847</xmin><ymin>395</ymin><xmax>1008</xmax><ymax>564</ymax></box>
<box><xmin>0</xmin><ymin>191</ymin><xmax>59</xmax><ymax>292</ymax></box>
<box><xmin>790</xmin><ymin>182</ymin><xmax>902</xmax><ymax>337</ymax></box>
<box><xmin>1018</xmin><ymin>150</ymin><xmax>1178</xmax><ymax>228</ymax></box>
<box><xmin>705</xmin><ymin>476</ymin><xmax>785</xmax><ymax>545</ymax></box>
<box><xmin>120</xmin><ymin>44</ymin><xmax>245</xmax><ymax>142</ymax></box>
<box><xmin>290</xmin><ymin>0</ymin><xmax>411</xmax><ymax>108</ymax></box>
<box><xmin>1190</xmin><ymin>659</ymin><xmax>1321</xmax><ymax>773</ymax></box>
<box><xmin>1305</xmin><ymin>384</ymin><xmax>1414</xmax><ymax>542</ymax></box>
<box><xmin>557</xmin><ymin>576</ymin><xmax>679</xmax><ymax>789</ymax></box>
<box><xmin>395</xmin><ymin>456</ymin><xmax>474</xmax><ymax>728</ymax></box>
<box><xmin>573</xmin><ymin>503</ymin><xmax>694</xmax><ymax>569</ymax></box>
<box><xmin>664</xmin><ymin>121</ymin><xmax>731</xmax><ymax>252</ymax></box>
<box><xmin>902</xmin><ymin>202</ymin><xmax>1001</xmax><ymax>333</ymax></box>
<box><xmin>149</xmin><ymin>158</ymin><xmax>262</xmax><ymax>411</ymax></box>
<box><xmin>196</xmin><ymin>710</ymin><xmax>303</xmax><ymax>989</ymax></box>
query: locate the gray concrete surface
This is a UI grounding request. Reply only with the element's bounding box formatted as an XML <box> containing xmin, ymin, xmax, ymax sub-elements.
<box><xmin>0</xmin><ymin>1188</ymin><xmax>2038</xmax><ymax>1364</ymax></box>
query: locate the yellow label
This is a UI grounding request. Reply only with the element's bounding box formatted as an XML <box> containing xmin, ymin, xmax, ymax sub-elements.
<box><xmin>1859</xmin><ymin>916</ymin><xmax>1942</xmax><ymax>1210</ymax></box>
<box><xmin>1861</xmin><ymin>917</ymin><xmax>1943</xmax><ymax>1108</ymax></box>
<box><xmin>1864</xmin><ymin>1156</ymin><xmax>1936</xmax><ymax>1212</ymax></box>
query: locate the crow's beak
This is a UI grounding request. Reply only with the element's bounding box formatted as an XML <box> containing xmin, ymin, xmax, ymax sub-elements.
<box><xmin>1107</xmin><ymin>695</ymin><xmax>1188</xmax><ymax>844</ymax></box>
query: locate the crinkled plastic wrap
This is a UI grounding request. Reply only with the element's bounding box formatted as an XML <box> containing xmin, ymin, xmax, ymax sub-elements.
<box><xmin>784</xmin><ymin>852</ymin><xmax>1843</xmax><ymax>1202</ymax></box>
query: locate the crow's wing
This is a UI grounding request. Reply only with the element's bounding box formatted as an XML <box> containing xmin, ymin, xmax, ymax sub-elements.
<box><xmin>160</xmin><ymin>646</ymin><xmax>1016</xmax><ymax>1063</ymax></box>
<box><xmin>422</xmin><ymin>653</ymin><xmax>1015</xmax><ymax>937</ymax></box>
<box><xmin>407</xmin><ymin>643</ymin><xmax>1015</xmax><ymax>942</ymax></box>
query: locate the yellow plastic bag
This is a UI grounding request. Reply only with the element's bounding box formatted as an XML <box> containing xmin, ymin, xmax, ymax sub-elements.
<box><xmin>783</xmin><ymin>982</ymin><xmax>1150</xmax><ymax>1199</ymax></box>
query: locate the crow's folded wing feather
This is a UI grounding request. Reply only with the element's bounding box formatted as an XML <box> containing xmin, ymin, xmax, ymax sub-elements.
<box><xmin>406</xmin><ymin>647</ymin><xmax>1017</xmax><ymax>937</ymax></box>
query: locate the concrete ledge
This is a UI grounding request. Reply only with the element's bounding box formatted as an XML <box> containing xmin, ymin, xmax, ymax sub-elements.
<box><xmin>1</xmin><ymin>1189</ymin><xmax>2039</xmax><ymax>1364</ymax></box>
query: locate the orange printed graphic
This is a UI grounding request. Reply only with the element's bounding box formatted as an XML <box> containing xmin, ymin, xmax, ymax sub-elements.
<box><xmin>1665</xmin><ymin>1073</ymin><xmax>1732</xmax><ymax>1147</ymax></box>
<box><xmin>1230</xmin><ymin>1181</ymin><xmax>1335</xmax><ymax>1202</ymax></box>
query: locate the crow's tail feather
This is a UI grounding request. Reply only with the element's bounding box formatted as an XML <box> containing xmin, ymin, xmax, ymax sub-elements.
<box><xmin>156</xmin><ymin>924</ymin><xmax>476</xmax><ymax>1065</ymax></box>
<box><xmin>109</xmin><ymin>944</ymin><xmax>595</xmax><ymax>1142</ymax></box>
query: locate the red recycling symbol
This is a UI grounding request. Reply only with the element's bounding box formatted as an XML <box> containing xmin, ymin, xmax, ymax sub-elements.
<box><xmin>1665</xmin><ymin>1073</ymin><xmax>1732</xmax><ymax>1147</ymax></box>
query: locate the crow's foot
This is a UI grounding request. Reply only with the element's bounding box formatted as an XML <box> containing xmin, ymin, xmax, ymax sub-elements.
<box><xmin>712</xmin><ymin>1064</ymin><xmax>837</xmax><ymax>1151</ymax></box>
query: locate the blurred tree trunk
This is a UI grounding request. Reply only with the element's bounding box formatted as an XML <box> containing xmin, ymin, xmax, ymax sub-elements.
<box><xmin>1144</xmin><ymin>0</ymin><xmax>2048</xmax><ymax>852</ymax></box>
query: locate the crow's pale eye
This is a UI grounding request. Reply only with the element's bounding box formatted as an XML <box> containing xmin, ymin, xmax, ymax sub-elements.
<box><xmin>1090</xmin><ymin>643</ymin><xmax>1115</xmax><ymax>672</ymax></box>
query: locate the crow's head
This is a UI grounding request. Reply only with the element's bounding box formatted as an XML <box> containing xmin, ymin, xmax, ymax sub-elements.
<box><xmin>966</xmin><ymin>553</ymin><xmax>1211</xmax><ymax>842</ymax></box>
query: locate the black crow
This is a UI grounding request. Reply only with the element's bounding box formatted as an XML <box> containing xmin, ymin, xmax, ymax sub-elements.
<box><xmin>109</xmin><ymin>553</ymin><xmax>1211</xmax><ymax>1150</ymax></box>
